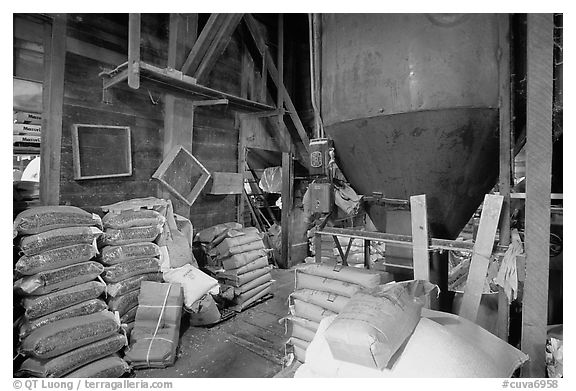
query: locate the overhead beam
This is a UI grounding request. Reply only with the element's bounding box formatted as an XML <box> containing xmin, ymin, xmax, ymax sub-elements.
<box><xmin>181</xmin><ymin>14</ymin><xmax>226</xmax><ymax>75</ymax></box>
<box><xmin>243</xmin><ymin>14</ymin><xmax>311</xmax><ymax>163</ymax></box>
<box><xmin>521</xmin><ymin>13</ymin><xmax>554</xmax><ymax>378</ymax></box>
<box><xmin>194</xmin><ymin>13</ymin><xmax>244</xmax><ymax>82</ymax></box>
<box><xmin>40</xmin><ymin>14</ymin><xmax>67</xmax><ymax>206</ymax></box>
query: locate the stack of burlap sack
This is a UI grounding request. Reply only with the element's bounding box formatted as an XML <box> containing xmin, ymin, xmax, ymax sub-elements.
<box><xmin>124</xmin><ymin>281</ymin><xmax>183</xmax><ymax>368</ymax></box>
<box><xmin>13</xmin><ymin>206</ymin><xmax>130</xmax><ymax>378</ymax></box>
<box><xmin>98</xmin><ymin>209</ymin><xmax>166</xmax><ymax>334</ymax></box>
<box><xmin>285</xmin><ymin>263</ymin><xmax>382</xmax><ymax>362</ymax></box>
<box><xmin>294</xmin><ymin>280</ymin><xmax>530</xmax><ymax>378</ymax></box>
<box><xmin>195</xmin><ymin>223</ymin><xmax>272</xmax><ymax>312</ymax></box>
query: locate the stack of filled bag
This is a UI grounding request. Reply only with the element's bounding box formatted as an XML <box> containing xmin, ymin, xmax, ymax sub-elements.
<box><xmin>211</xmin><ymin>227</ymin><xmax>272</xmax><ymax>312</ymax></box>
<box><xmin>286</xmin><ymin>263</ymin><xmax>382</xmax><ymax>363</ymax></box>
<box><xmin>99</xmin><ymin>209</ymin><xmax>166</xmax><ymax>333</ymax></box>
<box><xmin>13</xmin><ymin>206</ymin><xmax>129</xmax><ymax>378</ymax></box>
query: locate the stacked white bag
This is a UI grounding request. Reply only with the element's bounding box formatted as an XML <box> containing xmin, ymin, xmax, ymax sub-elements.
<box><xmin>286</xmin><ymin>263</ymin><xmax>382</xmax><ymax>362</ymax></box>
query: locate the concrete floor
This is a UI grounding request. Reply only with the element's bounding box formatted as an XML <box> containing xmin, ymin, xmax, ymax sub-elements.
<box><xmin>135</xmin><ymin>268</ymin><xmax>294</xmax><ymax>378</ymax></box>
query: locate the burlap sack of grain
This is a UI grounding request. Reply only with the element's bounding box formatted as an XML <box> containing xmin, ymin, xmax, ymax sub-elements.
<box><xmin>120</xmin><ymin>306</ymin><xmax>138</xmax><ymax>324</ymax></box>
<box><xmin>195</xmin><ymin>222</ymin><xmax>243</xmax><ymax>243</ymax></box>
<box><xmin>324</xmin><ymin>280</ymin><xmax>437</xmax><ymax>369</ymax></box>
<box><xmin>14</xmin><ymin>205</ymin><xmax>102</xmax><ymax>236</ymax></box>
<box><xmin>209</xmin><ymin>227</ymin><xmax>261</xmax><ymax>250</ymax></box>
<box><xmin>292</xmin><ymin>299</ymin><xmax>337</xmax><ymax>323</ymax></box>
<box><xmin>221</xmin><ymin>249</ymin><xmax>267</xmax><ymax>270</ymax></box>
<box><xmin>134</xmin><ymin>282</ymin><xmax>183</xmax><ymax>326</ymax></box>
<box><xmin>19</xmin><ymin>299</ymin><xmax>108</xmax><ymax>340</ymax></box>
<box><xmin>14</xmin><ymin>261</ymin><xmax>104</xmax><ymax>296</ymax></box>
<box><xmin>222</xmin><ymin>266</ymin><xmax>272</xmax><ymax>287</ymax></box>
<box><xmin>100</xmin><ymin>242</ymin><xmax>160</xmax><ymax>265</ymax></box>
<box><xmin>107</xmin><ymin>290</ymin><xmax>140</xmax><ymax>317</ymax></box>
<box><xmin>296</xmin><ymin>313</ymin><xmax>529</xmax><ymax>378</ymax></box>
<box><xmin>19</xmin><ymin>226</ymin><xmax>103</xmax><ymax>256</ymax></box>
<box><xmin>19</xmin><ymin>311</ymin><xmax>121</xmax><ymax>359</ymax></box>
<box><xmin>65</xmin><ymin>354</ymin><xmax>130</xmax><ymax>378</ymax></box>
<box><xmin>15</xmin><ymin>243</ymin><xmax>98</xmax><ymax>276</ymax></box>
<box><xmin>21</xmin><ymin>281</ymin><xmax>106</xmax><ymax>320</ymax></box>
<box><xmin>296</xmin><ymin>263</ymin><xmax>381</xmax><ymax>288</ymax></box>
<box><xmin>102</xmin><ymin>258</ymin><xmax>161</xmax><ymax>284</ymax></box>
<box><xmin>17</xmin><ymin>333</ymin><xmax>127</xmax><ymax>378</ymax></box>
<box><xmin>219</xmin><ymin>256</ymin><xmax>269</xmax><ymax>276</ymax></box>
<box><xmin>295</xmin><ymin>273</ymin><xmax>362</xmax><ymax>298</ymax></box>
<box><xmin>215</xmin><ymin>235</ymin><xmax>265</xmax><ymax>258</ymax></box>
<box><xmin>101</xmin><ymin>224</ymin><xmax>163</xmax><ymax>246</ymax></box>
<box><xmin>162</xmin><ymin>263</ymin><xmax>219</xmax><ymax>309</ymax></box>
<box><xmin>289</xmin><ymin>337</ymin><xmax>310</xmax><ymax>363</ymax></box>
<box><xmin>106</xmin><ymin>273</ymin><xmax>163</xmax><ymax>298</ymax></box>
<box><xmin>292</xmin><ymin>322</ymin><xmax>316</xmax><ymax>342</ymax></box>
<box><xmin>290</xmin><ymin>289</ymin><xmax>350</xmax><ymax>314</ymax></box>
<box><xmin>231</xmin><ymin>281</ymin><xmax>272</xmax><ymax>311</ymax></box>
<box><xmin>102</xmin><ymin>209</ymin><xmax>165</xmax><ymax>229</ymax></box>
<box><xmin>234</xmin><ymin>272</ymin><xmax>272</xmax><ymax>295</ymax></box>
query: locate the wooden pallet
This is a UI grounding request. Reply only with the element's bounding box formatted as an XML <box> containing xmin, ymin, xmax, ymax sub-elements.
<box><xmin>196</xmin><ymin>293</ymin><xmax>275</xmax><ymax>328</ymax></box>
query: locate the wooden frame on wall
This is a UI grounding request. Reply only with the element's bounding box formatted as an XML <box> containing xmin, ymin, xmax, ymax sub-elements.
<box><xmin>71</xmin><ymin>124</ymin><xmax>132</xmax><ymax>180</ymax></box>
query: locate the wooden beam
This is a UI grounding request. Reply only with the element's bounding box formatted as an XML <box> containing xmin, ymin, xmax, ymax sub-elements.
<box><xmin>410</xmin><ymin>195</ymin><xmax>430</xmax><ymax>282</ymax></box>
<box><xmin>521</xmin><ymin>13</ymin><xmax>554</xmax><ymax>378</ymax></box>
<box><xmin>40</xmin><ymin>14</ymin><xmax>66</xmax><ymax>206</ymax></box>
<box><xmin>181</xmin><ymin>14</ymin><xmax>226</xmax><ymax>75</ymax></box>
<box><xmin>194</xmin><ymin>13</ymin><xmax>244</xmax><ymax>82</ymax></box>
<box><xmin>190</xmin><ymin>99</ymin><xmax>228</xmax><ymax>107</ymax></box>
<box><xmin>127</xmin><ymin>13</ymin><xmax>141</xmax><ymax>89</ymax></box>
<box><xmin>497</xmin><ymin>13</ymin><xmax>512</xmax><ymax>342</ymax></box>
<box><xmin>237</xmin><ymin>116</ymin><xmax>247</xmax><ymax>223</ymax></box>
<box><xmin>168</xmin><ymin>14</ymin><xmax>198</xmax><ymax>70</ymax></box>
<box><xmin>281</xmin><ymin>152</ymin><xmax>294</xmax><ymax>269</ymax></box>
<box><xmin>277</xmin><ymin>14</ymin><xmax>285</xmax><ymax>131</ymax></box>
<box><xmin>458</xmin><ymin>194</ymin><xmax>503</xmax><ymax>323</ymax></box>
<box><xmin>243</xmin><ymin>14</ymin><xmax>311</xmax><ymax>163</ymax></box>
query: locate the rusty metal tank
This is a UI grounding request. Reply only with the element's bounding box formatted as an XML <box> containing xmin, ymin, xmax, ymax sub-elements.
<box><xmin>321</xmin><ymin>14</ymin><xmax>501</xmax><ymax>240</ymax></box>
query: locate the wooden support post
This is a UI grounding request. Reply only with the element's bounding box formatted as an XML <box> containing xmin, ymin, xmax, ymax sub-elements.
<box><xmin>127</xmin><ymin>13</ymin><xmax>141</xmax><ymax>89</ymax></box>
<box><xmin>163</xmin><ymin>14</ymin><xmax>197</xmax><ymax>216</ymax></box>
<box><xmin>181</xmin><ymin>14</ymin><xmax>225</xmax><ymax>75</ymax></box>
<box><xmin>260</xmin><ymin>50</ymin><xmax>268</xmax><ymax>103</ymax></box>
<box><xmin>521</xmin><ymin>13</ymin><xmax>554</xmax><ymax>378</ymax></box>
<box><xmin>497</xmin><ymin>13</ymin><xmax>513</xmax><ymax>342</ymax></box>
<box><xmin>194</xmin><ymin>13</ymin><xmax>244</xmax><ymax>82</ymax></box>
<box><xmin>237</xmin><ymin>117</ymin><xmax>246</xmax><ymax>224</ymax></box>
<box><xmin>315</xmin><ymin>233</ymin><xmax>322</xmax><ymax>263</ymax></box>
<box><xmin>459</xmin><ymin>194</ymin><xmax>504</xmax><ymax>323</ymax></box>
<box><xmin>277</xmin><ymin>13</ymin><xmax>284</xmax><ymax>129</ymax></box>
<box><xmin>281</xmin><ymin>151</ymin><xmax>294</xmax><ymax>269</ymax></box>
<box><xmin>410</xmin><ymin>194</ymin><xmax>430</xmax><ymax>282</ymax></box>
<box><xmin>40</xmin><ymin>14</ymin><xmax>67</xmax><ymax>206</ymax></box>
<box><xmin>243</xmin><ymin>15</ymin><xmax>310</xmax><ymax>164</ymax></box>
<box><xmin>364</xmin><ymin>239</ymin><xmax>371</xmax><ymax>269</ymax></box>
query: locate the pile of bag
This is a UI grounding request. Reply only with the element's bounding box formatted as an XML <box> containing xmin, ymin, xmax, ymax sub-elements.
<box><xmin>209</xmin><ymin>226</ymin><xmax>272</xmax><ymax>312</ymax></box>
<box><xmin>13</xmin><ymin>206</ymin><xmax>129</xmax><ymax>378</ymax></box>
<box><xmin>294</xmin><ymin>281</ymin><xmax>529</xmax><ymax>378</ymax></box>
<box><xmin>98</xmin><ymin>209</ymin><xmax>166</xmax><ymax>333</ymax></box>
<box><xmin>124</xmin><ymin>281</ymin><xmax>183</xmax><ymax>368</ymax></box>
<box><xmin>286</xmin><ymin>263</ymin><xmax>382</xmax><ymax>362</ymax></box>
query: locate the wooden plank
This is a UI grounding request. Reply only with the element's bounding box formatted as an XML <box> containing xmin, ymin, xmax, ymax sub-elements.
<box><xmin>207</xmin><ymin>172</ymin><xmax>244</xmax><ymax>195</ymax></box>
<box><xmin>410</xmin><ymin>194</ymin><xmax>430</xmax><ymax>282</ymax></box>
<box><xmin>40</xmin><ymin>15</ymin><xmax>66</xmax><ymax>206</ymax></box>
<box><xmin>181</xmin><ymin>14</ymin><xmax>225</xmax><ymax>75</ymax></box>
<box><xmin>521</xmin><ymin>13</ymin><xmax>554</xmax><ymax>378</ymax></box>
<box><xmin>194</xmin><ymin>13</ymin><xmax>244</xmax><ymax>82</ymax></box>
<box><xmin>127</xmin><ymin>13</ymin><xmax>141</xmax><ymax>89</ymax></box>
<box><xmin>277</xmin><ymin>14</ymin><xmax>285</xmax><ymax>131</ymax></box>
<box><xmin>243</xmin><ymin>14</ymin><xmax>310</xmax><ymax>164</ymax></box>
<box><xmin>281</xmin><ymin>152</ymin><xmax>294</xmax><ymax>268</ymax></box>
<box><xmin>458</xmin><ymin>194</ymin><xmax>504</xmax><ymax>323</ymax></box>
<box><xmin>497</xmin><ymin>13</ymin><xmax>512</xmax><ymax>342</ymax></box>
<box><xmin>168</xmin><ymin>13</ymin><xmax>198</xmax><ymax>70</ymax></box>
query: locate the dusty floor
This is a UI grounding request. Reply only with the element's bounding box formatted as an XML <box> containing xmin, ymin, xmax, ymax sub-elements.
<box><xmin>136</xmin><ymin>268</ymin><xmax>294</xmax><ymax>378</ymax></box>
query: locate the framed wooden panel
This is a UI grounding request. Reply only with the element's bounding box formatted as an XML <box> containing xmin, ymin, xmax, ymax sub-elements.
<box><xmin>71</xmin><ymin>124</ymin><xmax>132</xmax><ymax>180</ymax></box>
<box><xmin>152</xmin><ymin>145</ymin><xmax>211</xmax><ymax>206</ymax></box>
